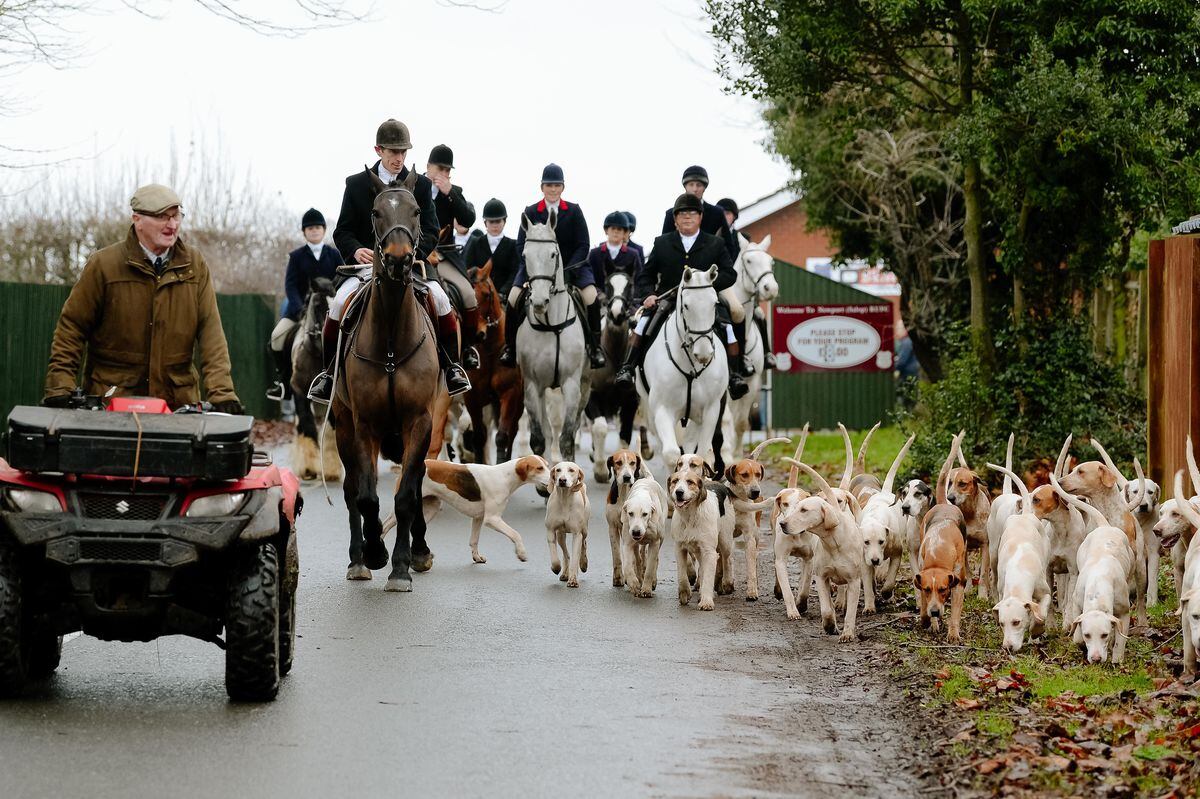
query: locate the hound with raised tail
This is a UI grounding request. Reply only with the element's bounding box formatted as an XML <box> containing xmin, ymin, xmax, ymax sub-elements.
<box><xmin>1092</xmin><ymin>437</ymin><xmax>1163</xmax><ymax>608</ymax></box>
<box><xmin>987</xmin><ymin>460</ymin><xmax>1052</xmax><ymax>652</ymax></box>
<box><xmin>858</xmin><ymin>432</ymin><xmax>916</xmax><ymax>601</ymax></box>
<box><xmin>546</xmin><ymin>461</ymin><xmax>591</xmax><ymax>587</ymax></box>
<box><xmin>1050</xmin><ymin>471</ymin><xmax>1139</xmax><ymax>664</ymax></box>
<box><xmin>946</xmin><ymin>434</ymin><xmax>992</xmax><ymax>598</ymax></box>
<box><xmin>723</xmin><ymin>435</ymin><xmax>790</xmax><ymax>601</ymax></box>
<box><xmin>619</xmin><ymin>476</ymin><xmax>670</xmax><ymax>598</ymax></box>
<box><xmin>668</xmin><ymin>470</ymin><xmax>735</xmax><ymax>610</ymax></box>
<box><xmin>846</xmin><ymin>421</ymin><xmax>883</xmax><ymax>507</ymax></box>
<box><xmin>779</xmin><ymin>459</ymin><xmax>868</xmax><ymax>640</ymax></box>
<box><xmin>1167</xmin><ymin>471</ymin><xmax>1200</xmax><ymax>678</ymax></box>
<box><xmin>771</xmin><ymin>426</ymin><xmax>814</xmax><ymax>611</ymax></box>
<box><xmin>1029</xmin><ymin>435</ymin><xmax>1090</xmax><ymax>630</ymax></box>
<box><xmin>914</xmin><ymin>434</ymin><xmax>969</xmax><ymax>641</ymax></box>
<box><xmin>1153</xmin><ymin>437</ymin><xmax>1200</xmax><ymax>603</ymax></box>
<box><xmin>1060</xmin><ymin>439</ymin><xmax>1148</xmax><ymax>624</ymax></box>
<box><xmin>395</xmin><ymin>455</ymin><xmax>551</xmax><ymax>565</ymax></box>
<box><xmin>605</xmin><ymin>449</ymin><xmax>650</xmax><ymax>588</ymax></box>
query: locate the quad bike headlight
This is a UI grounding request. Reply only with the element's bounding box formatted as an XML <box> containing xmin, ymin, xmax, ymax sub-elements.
<box><xmin>3</xmin><ymin>486</ymin><xmax>63</xmax><ymax>512</ymax></box>
<box><xmin>185</xmin><ymin>492</ymin><xmax>247</xmax><ymax>517</ymax></box>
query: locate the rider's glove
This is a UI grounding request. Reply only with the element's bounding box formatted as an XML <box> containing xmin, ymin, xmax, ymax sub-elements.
<box><xmin>212</xmin><ymin>400</ymin><xmax>246</xmax><ymax>416</ymax></box>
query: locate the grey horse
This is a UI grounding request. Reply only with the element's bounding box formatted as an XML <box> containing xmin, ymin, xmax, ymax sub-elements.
<box><xmin>516</xmin><ymin>212</ymin><xmax>590</xmax><ymax>462</ymax></box>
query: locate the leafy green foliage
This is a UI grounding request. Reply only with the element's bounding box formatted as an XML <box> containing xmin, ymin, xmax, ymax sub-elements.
<box><xmin>898</xmin><ymin>317</ymin><xmax>1145</xmax><ymax>481</ymax></box>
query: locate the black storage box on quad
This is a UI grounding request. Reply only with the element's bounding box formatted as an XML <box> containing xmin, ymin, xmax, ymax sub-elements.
<box><xmin>5</xmin><ymin>406</ymin><xmax>254</xmax><ymax>480</ymax></box>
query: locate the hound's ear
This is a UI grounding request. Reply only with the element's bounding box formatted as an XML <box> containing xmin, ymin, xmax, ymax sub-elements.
<box><xmin>1106</xmin><ymin>613</ymin><xmax>1121</xmax><ymax>626</ymax></box>
<box><xmin>946</xmin><ymin>574</ymin><xmax>960</xmax><ymax>588</ymax></box>
<box><xmin>635</xmin><ymin>455</ymin><xmax>648</xmax><ymax>479</ymax></box>
<box><xmin>516</xmin><ymin>457</ymin><xmax>529</xmax><ymax>481</ymax></box>
<box><xmin>913</xmin><ymin>573</ymin><xmax>925</xmax><ymax>590</ymax></box>
<box><xmin>1101</xmin><ymin>465</ymin><xmax>1117</xmax><ymax>489</ymax></box>
<box><xmin>822</xmin><ymin>502</ymin><xmax>839</xmax><ymax>530</ymax></box>
<box><xmin>606</xmin><ymin>455</ymin><xmax>615</xmax><ymax>480</ymax></box>
<box><xmin>974</xmin><ymin>474</ymin><xmax>987</xmax><ymax>490</ymax></box>
<box><xmin>1069</xmin><ymin>615</ymin><xmax>1082</xmax><ymax>634</ymax></box>
<box><xmin>723</xmin><ymin>464</ymin><xmax>738</xmax><ymax>483</ymax></box>
<box><xmin>991</xmin><ymin>602</ymin><xmax>1002</xmax><ymax>614</ymax></box>
<box><xmin>1181</xmin><ymin>589</ymin><xmax>1200</xmax><ymax>605</ymax></box>
<box><xmin>704</xmin><ymin>461</ymin><xmax>716</xmax><ymax>479</ymax></box>
<box><xmin>1025</xmin><ymin>601</ymin><xmax>1044</xmax><ymax>624</ymax></box>
<box><xmin>756</xmin><ymin>463</ymin><xmax>765</xmax><ymax>481</ymax></box>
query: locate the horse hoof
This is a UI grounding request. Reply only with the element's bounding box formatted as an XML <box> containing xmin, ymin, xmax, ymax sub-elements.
<box><xmin>385</xmin><ymin>575</ymin><xmax>413</xmax><ymax>592</ymax></box>
<box><xmin>412</xmin><ymin>551</ymin><xmax>434</xmax><ymax>572</ymax></box>
<box><xmin>364</xmin><ymin>538</ymin><xmax>389</xmax><ymax>571</ymax></box>
<box><xmin>472</xmin><ymin>552</ymin><xmax>487</xmax><ymax>564</ymax></box>
<box><xmin>346</xmin><ymin>564</ymin><xmax>372</xmax><ymax>580</ymax></box>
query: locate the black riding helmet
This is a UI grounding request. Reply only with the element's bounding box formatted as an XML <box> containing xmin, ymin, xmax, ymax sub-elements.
<box><xmin>603</xmin><ymin>211</ymin><xmax>630</xmax><ymax>231</ymax></box>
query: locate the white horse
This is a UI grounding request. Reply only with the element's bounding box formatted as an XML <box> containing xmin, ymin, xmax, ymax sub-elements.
<box><xmin>516</xmin><ymin>212</ymin><xmax>590</xmax><ymax>463</ymax></box>
<box><xmin>721</xmin><ymin>233</ymin><xmax>778</xmax><ymax>463</ymax></box>
<box><xmin>637</xmin><ymin>265</ymin><xmax>728</xmax><ymax>475</ymax></box>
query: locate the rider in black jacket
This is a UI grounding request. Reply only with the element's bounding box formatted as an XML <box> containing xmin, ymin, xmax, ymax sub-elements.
<box><xmin>616</xmin><ymin>193</ymin><xmax>749</xmax><ymax>399</ymax></box>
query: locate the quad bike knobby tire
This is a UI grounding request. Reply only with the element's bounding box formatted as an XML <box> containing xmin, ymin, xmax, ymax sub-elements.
<box><xmin>225</xmin><ymin>543</ymin><xmax>281</xmax><ymax>701</ymax></box>
<box><xmin>279</xmin><ymin>528</ymin><xmax>299</xmax><ymax>677</ymax></box>
<box><xmin>0</xmin><ymin>541</ymin><xmax>62</xmax><ymax>696</ymax></box>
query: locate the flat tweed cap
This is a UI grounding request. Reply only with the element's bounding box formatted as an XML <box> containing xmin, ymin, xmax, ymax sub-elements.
<box><xmin>130</xmin><ymin>184</ymin><xmax>182</xmax><ymax>215</ymax></box>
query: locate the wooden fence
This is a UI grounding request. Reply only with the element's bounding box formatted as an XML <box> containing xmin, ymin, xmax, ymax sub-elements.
<box><xmin>0</xmin><ymin>281</ymin><xmax>278</xmax><ymax>423</ymax></box>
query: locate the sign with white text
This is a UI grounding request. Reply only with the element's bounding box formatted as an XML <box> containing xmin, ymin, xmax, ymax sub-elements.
<box><xmin>772</xmin><ymin>303</ymin><xmax>894</xmax><ymax>373</ymax></box>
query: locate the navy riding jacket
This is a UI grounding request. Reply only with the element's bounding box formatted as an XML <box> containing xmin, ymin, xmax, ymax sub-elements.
<box><xmin>513</xmin><ymin>199</ymin><xmax>593</xmax><ymax>289</ymax></box>
<box><xmin>280</xmin><ymin>243</ymin><xmax>344</xmax><ymax>320</ymax></box>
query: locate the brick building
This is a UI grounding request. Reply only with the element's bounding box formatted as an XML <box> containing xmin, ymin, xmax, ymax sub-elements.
<box><xmin>736</xmin><ymin>188</ymin><xmax>901</xmax><ymax>320</ymax></box>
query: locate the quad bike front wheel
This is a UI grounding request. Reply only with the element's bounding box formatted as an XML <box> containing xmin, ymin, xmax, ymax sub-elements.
<box><xmin>0</xmin><ymin>541</ymin><xmax>62</xmax><ymax>697</ymax></box>
<box><xmin>225</xmin><ymin>543</ymin><xmax>281</xmax><ymax>701</ymax></box>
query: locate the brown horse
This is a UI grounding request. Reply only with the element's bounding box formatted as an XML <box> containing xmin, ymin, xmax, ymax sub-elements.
<box><xmin>462</xmin><ymin>260</ymin><xmax>524</xmax><ymax>463</ymax></box>
<box><xmin>332</xmin><ymin>172</ymin><xmax>440</xmax><ymax>591</ymax></box>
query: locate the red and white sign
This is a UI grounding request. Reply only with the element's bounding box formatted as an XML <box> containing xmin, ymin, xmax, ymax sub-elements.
<box><xmin>772</xmin><ymin>304</ymin><xmax>894</xmax><ymax>373</ymax></box>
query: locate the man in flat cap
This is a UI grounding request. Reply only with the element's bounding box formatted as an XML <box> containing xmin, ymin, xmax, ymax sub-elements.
<box><xmin>312</xmin><ymin>119</ymin><xmax>471</xmax><ymax>400</ymax></box>
<box><xmin>43</xmin><ymin>184</ymin><xmax>243</xmax><ymax>412</ymax></box>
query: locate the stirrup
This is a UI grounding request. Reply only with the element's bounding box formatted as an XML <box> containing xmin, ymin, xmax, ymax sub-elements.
<box><xmin>615</xmin><ymin>365</ymin><xmax>636</xmax><ymax>388</ymax></box>
<box><xmin>499</xmin><ymin>346</ymin><xmax>517</xmax><ymax>367</ymax></box>
<box><xmin>741</xmin><ymin>357</ymin><xmax>757</xmax><ymax>377</ymax></box>
<box><xmin>307</xmin><ymin>372</ymin><xmax>333</xmax><ymax>404</ymax></box>
<box><xmin>445</xmin><ymin>364</ymin><xmax>472</xmax><ymax>397</ymax></box>
<box><xmin>266</xmin><ymin>381</ymin><xmax>287</xmax><ymax>401</ymax></box>
<box><xmin>463</xmin><ymin>346</ymin><xmax>480</xmax><ymax>370</ymax></box>
<box><xmin>763</xmin><ymin>351</ymin><xmax>777</xmax><ymax>370</ymax></box>
<box><xmin>728</xmin><ymin>374</ymin><xmax>749</xmax><ymax>401</ymax></box>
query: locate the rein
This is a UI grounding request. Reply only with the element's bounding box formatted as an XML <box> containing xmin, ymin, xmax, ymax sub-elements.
<box><xmin>663</xmin><ymin>281</ymin><xmax>718</xmax><ymax>429</ymax></box>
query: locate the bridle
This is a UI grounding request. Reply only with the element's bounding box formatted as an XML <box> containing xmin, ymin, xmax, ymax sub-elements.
<box><xmin>671</xmin><ymin>280</ymin><xmax>718</xmax><ymax>374</ymax></box>
<box><xmin>372</xmin><ymin>186</ymin><xmax>419</xmax><ymax>281</ymax></box>
<box><xmin>738</xmin><ymin>249</ymin><xmax>775</xmax><ymax>304</ymax></box>
<box><xmin>524</xmin><ymin>235</ymin><xmax>571</xmax><ymax>317</ymax></box>
<box><xmin>473</xmin><ymin>273</ymin><xmax>502</xmax><ymax>332</ymax></box>
<box><xmin>606</xmin><ymin>272</ymin><xmax>632</xmax><ymax>323</ymax></box>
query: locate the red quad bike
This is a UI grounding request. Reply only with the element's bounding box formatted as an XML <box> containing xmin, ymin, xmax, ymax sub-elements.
<box><xmin>0</xmin><ymin>393</ymin><xmax>302</xmax><ymax>701</ymax></box>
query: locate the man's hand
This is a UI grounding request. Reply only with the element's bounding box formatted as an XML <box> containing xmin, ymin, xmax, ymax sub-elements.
<box><xmin>354</xmin><ymin>247</ymin><xmax>373</xmax><ymax>265</ymax></box>
<box><xmin>432</xmin><ymin>174</ymin><xmax>453</xmax><ymax>196</ymax></box>
<box><xmin>212</xmin><ymin>399</ymin><xmax>245</xmax><ymax>416</ymax></box>
<box><xmin>42</xmin><ymin>394</ymin><xmax>73</xmax><ymax>409</ymax></box>
<box><xmin>642</xmin><ymin>294</ymin><xmax>658</xmax><ymax>309</ymax></box>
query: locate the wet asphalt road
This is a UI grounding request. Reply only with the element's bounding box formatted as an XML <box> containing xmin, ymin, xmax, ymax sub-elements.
<box><xmin>0</xmin><ymin>442</ymin><xmax>923</xmax><ymax>799</ymax></box>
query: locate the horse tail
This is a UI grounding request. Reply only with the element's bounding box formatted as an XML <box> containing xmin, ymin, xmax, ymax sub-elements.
<box><xmin>381</xmin><ymin>432</ymin><xmax>405</xmax><ymax>464</ymax></box>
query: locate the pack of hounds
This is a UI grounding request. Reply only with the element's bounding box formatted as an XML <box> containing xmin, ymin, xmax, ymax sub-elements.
<box><xmin>404</xmin><ymin>424</ymin><xmax>1200</xmax><ymax>676</ymax></box>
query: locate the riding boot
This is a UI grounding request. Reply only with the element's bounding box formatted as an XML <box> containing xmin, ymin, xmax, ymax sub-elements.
<box><xmin>266</xmin><ymin>345</ymin><xmax>291</xmax><ymax>401</ymax></box>
<box><xmin>586</xmin><ymin>301</ymin><xmax>607</xmax><ymax>369</ymax></box>
<box><xmin>614</xmin><ymin>333</ymin><xmax>644</xmax><ymax>389</ymax></box>
<box><xmin>461</xmin><ymin>306</ymin><xmax>481</xmax><ymax>369</ymax></box>
<box><xmin>725</xmin><ymin>341</ymin><xmax>750</xmax><ymax>400</ymax></box>
<box><xmin>307</xmin><ymin>317</ymin><xmax>340</xmax><ymax>404</ymax></box>
<box><xmin>732</xmin><ymin>317</ymin><xmax>753</xmax><ymax>376</ymax></box>
<box><xmin>500</xmin><ymin>296</ymin><xmax>525</xmax><ymax>367</ymax></box>
<box><xmin>437</xmin><ymin>313</ymin><xmax>472</xmax><ymax>396</ymax></box>
<box><xmin>755</xmin><ymin>310</ymin><xmax>777</xmax><ymax>370</ymax></box>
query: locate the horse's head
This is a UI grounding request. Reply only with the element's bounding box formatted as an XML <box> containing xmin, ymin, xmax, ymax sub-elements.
<box><xmin>521</xmin><ymin>211</ymin><xmax>561</xmax><ymax>317</ymax></box>
<box><xmin>738</xmin><ymin>233</ymin><xmax>778</xmax><ymax>302</ymax></box>
<box><xmin>468</xmin><ymin>261</ymin><xmax>502</xmax><ymax>337</ymax></box>
<box><xmin>679</xmin><ymin>264</ymin><xmax>719</xmax><ymax>366</ymax></box>
<box><xmin>367</xmin><ymin>169</ymin><xmax>421</xmax><ymax>281</ymax></box>
<box><xmin>606</xmin><ymin>272</ymin><xmax>632</xmax><ymax>325</ymax></box>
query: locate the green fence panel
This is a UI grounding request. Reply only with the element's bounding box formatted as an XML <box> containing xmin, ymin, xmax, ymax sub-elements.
<box><xmin>770</xmin><ymin>260</ymin><xmax>894</xmax><ymax>430</ymax></box>
<box><xmin>0</xmin><ymin>281</ymin><xmax>278</xmax><ymax>422</ymax></box>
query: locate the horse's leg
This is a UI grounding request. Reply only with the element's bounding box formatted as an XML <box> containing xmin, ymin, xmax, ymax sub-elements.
<box><xmin>388</xmin><ymin>411</ymin><xmax>433</xmax><ymax>590</ymax></box>
<box><xmin>699</xmin><ymin>400</ymin><xmax>726</xmax><ymax>475</ymax></box>
<box><xmin>719</xmin><ymin>402</ymin><xmax>736</xmax><ymax>470</ymax></box>
<box><xmin>618</xmin><ymin>396</ymin><xmax>636</xmax><ymax>450</ymax></box>
<box><xmin>559</xmin><ymin>378</ymin><xmax>582</xmax><ymax>465</ymax></box>
<box><xmin>590</xmin><ymin>414</ymin><xmax>609</xmax><ymax>483</ymax></box>
<box><xmin>466</xmin><ymin>396</ymin><xmax>487</xmax><ymax>465</ymax></box>
<box><xmin>496</xmin><ymin>389</ymin><xmax>521</xmax><ymax>463</ymax></box>
<box><xmin>354</xmin><ymin>429</ymin><xmax>388</xmax><ymax>572</ymax></box>
<box><xmin>428</xmin><ymin>390</ymin><xmax>450</xmax><ymax>460</ymax></box>
<box><xmin>335</xmin><ymin>416</ymin><xmax>370</xmax><ymax>580</ymax></box>
<box><xmin>523</xmin><ymin>377</ymin><xmax>547</xmax><ymax>457</ymax></box>
<box><xmin>653</xmin><ymin>402</ymin><xmax>681</xmax><ymax>476</ymax></box>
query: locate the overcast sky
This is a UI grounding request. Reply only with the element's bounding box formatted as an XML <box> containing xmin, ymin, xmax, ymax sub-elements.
<box><xmin>2</xmin><ymin>0</ymin><xmax>791</xmax><ymax>243</ymax></box>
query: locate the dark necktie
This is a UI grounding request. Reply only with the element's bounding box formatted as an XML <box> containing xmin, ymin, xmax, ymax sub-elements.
<box><xmin>153</xmin><ymin>257</ymin><xmax>164</xmax><ymax>276</ymax></box>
